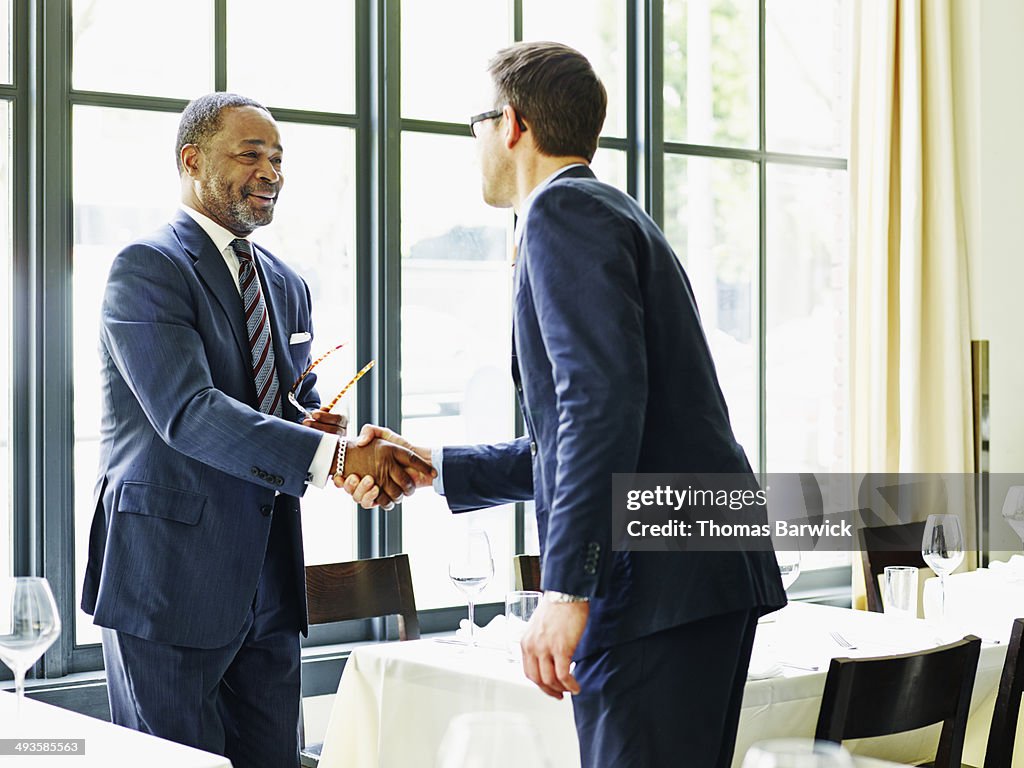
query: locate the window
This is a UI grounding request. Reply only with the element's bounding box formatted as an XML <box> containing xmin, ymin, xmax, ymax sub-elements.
<box><xmin>663</xmin><ymin>0</ymin><xmax>851</xmax><ymax>575</ymax></box>
<box><xmin>398</xmin><ymin>0</ymin><xmax>634</xmax><ymax>611</ymax></box>
<box><xmin>662</xmin><ymin>0</ymin><xmax>849</xmax><ymax>473</ymax></box>
<box><xmin>73</xmin><ymin>0</ymin><xmax>213</xmax><ymax>97</ymax></box>
<box><xmin>10</xmin><ymin>0</ymin><xmax>853</xmax><ymax>684</ymax></box>
<box><xmin>399</xmin><ymin>1</ymin><xmax>515</xmax><ymax>610</ymax></box>
<box><xmin>226</xmin><ymin>0</ymin><xmax>356</xmax><ymax>114</ymax></box>
<box><xmin>71</xmin><ymin>106</ymin><xmax>182</xmax><ymax>645</ymax></box>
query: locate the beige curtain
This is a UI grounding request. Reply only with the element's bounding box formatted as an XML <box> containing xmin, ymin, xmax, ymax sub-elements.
<box><xmin>850</xmin><ymin>0</ymin><xmax>975</xmax><ymax>606</ymax></box>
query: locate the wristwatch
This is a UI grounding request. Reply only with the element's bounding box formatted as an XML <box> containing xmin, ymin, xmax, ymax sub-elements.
<box><xmin>544</xmin><ymin>590</ymin><xmax>590</xmax><ymax>603</ymax></box>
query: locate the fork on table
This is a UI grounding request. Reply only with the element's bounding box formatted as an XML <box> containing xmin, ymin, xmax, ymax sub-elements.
<box><xmin>830</xmin><ymin>631</ymin><xmax>857</xmax><ymax>649</ymax></box>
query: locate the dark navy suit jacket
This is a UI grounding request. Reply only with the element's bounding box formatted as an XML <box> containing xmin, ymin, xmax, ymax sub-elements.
<box><xmin>82</xmin><ymin>210</ymin><xmax>324</xmax><ymax>650</ymax></box>
<box><xmin>441</xmin><ymin>167</ymin><xmax>786</xmax><ymax>659</ymax></box>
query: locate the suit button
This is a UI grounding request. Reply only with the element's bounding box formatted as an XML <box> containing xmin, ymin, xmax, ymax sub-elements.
<box><xmin>260</xmin><ymin>504</ymin><xmax>273</xmax><ymax>517</ymax></box>
<box><xmin>530</xmin><ymin>441</ymin><xmax>537</xmax><ymax>457</ymax></box>
<box><xmin>251</xmin><ymin>467</ymin><xmax>259</xmax><ymax>476</ymax></box>
<box><xmin>275</xmin><ymin>477</ymin><xmax>284</xmax><ymax>487</ymax></box>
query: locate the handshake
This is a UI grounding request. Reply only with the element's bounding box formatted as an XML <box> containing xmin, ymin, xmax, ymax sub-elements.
<box><xmin>303</xmin><ymin>409</ymin><xmax>433</xmax><ymax>510</ymax></box>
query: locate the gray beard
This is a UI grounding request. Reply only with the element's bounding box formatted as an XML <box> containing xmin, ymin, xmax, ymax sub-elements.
<box><xmin>200</xmin><ymin>175</ymin><xmax>274</xmax><ymax>232</ymax></box>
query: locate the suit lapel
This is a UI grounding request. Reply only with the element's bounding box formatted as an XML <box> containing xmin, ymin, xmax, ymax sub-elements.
<box><xmin>511</xmin><ymin>166</ymin><xmax>595</xmax><ymax>416</ymax></box>
<box><xmin>172</xmin><ymin>211</ymin><xmax>252</xmax><ymax>369</ymax></box>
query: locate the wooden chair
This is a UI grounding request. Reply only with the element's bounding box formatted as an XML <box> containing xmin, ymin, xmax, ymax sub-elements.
<box><xmin>984</xmin><ymin>618</ymin><xmax>1024</xmax><ymax>768</ymax></box>
<box><xmin>304</xmin><ymin>554</ymin><xmax>420</xmax><ymax>640</ymax></box>
<box><xmin>514</xmin><ymin>554</ymin><xmax>541</xmax><ymax>592</ymax></box>
<box><xmin>859</xmin><ymin>520</ymin><xmax>927</xmax><ymax>612</ymax></box>
<box><xmin>815</xmin><ymin>635</ymin><xmax>981</xmax><ymax>768</ymax></box>
<box><xmin>300</xmin><ymin>554</ymin><xmax>419</xmax><ymax>767</ymax></box>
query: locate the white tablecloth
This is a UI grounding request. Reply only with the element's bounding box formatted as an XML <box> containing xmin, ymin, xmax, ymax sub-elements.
<box><xmin>0</xmin><ymin>690</ymin><xmax>231</xmax><ymax>767</ymax></box>
<box><xmin>318</xmin><ymin>603</ymin><xmax>1010</xmax><ymax>768</ymax></box>
<box><xmin>922</xmin><ymin>560</ymin><xmax>1024</xmax><ymax>642</ymax></box>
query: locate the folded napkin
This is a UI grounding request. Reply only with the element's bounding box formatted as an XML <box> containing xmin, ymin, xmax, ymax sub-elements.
<box><xmin>454</xmin><ymin>615</ymin><xmax>509</xmax><ymax>650</ymax></box>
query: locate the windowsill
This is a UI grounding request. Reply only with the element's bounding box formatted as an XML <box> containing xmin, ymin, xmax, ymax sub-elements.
<box><xmin>0</xmin><ymin>668</ymin><xmax>107</xmax><ymax>694</ymax></box>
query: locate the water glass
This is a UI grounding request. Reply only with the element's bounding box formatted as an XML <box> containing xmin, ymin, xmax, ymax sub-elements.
<box><xmin>883</xmin><ymin>565</ymin><xmax>919</xmax><ymax>618</ymax></box>
<box><xmin>505</xmin><ymin>590</ymin><xmax>542</xmax><ymax>659</ymax></box>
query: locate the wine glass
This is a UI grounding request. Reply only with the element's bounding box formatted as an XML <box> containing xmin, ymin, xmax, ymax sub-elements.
<box><xmin>1000</xmin><ymin>485</ymin><xmax>1024</xmax><ymax>552</ymax></box>
<box><xmin>776</xmin><ymin>549</ymin><xmax>801</xmax><ymax>591</ymax></box>
<box><xmin>0</xmin><ymin>578</ymin><xmax>61</xmax><ymax>719</ymax></box>
<box><xmin>448</xmin><ymin>530</ymin><xmax>494</xmax><ymax>646</ymax></box>
<box><xmin>921</xmin><ymin>514</ymin><xmax>965</xmax><ymax>621</ymax></box>
<box><xmin>742</xmin><ymin>738</ymin><xmax>854</xmax><ymax>768</ymax></box>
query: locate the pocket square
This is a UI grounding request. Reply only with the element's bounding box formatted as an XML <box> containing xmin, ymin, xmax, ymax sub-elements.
<box><xmin>289</xmin><ymin>331</ymin><xmax>311</xmax><ymax>345</ymax></box>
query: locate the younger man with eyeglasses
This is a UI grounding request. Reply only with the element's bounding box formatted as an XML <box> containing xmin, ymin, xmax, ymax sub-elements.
<box><xmin>343</xmin><ymin>43</ymin><xmax>786</xmax><ymax>768</ymax></box>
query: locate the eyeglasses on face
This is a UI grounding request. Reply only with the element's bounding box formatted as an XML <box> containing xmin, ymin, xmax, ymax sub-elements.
<box><xmin>469</xmin><ymin>107</ymin><xmax>527</xmax><ymax>138</ymax></box>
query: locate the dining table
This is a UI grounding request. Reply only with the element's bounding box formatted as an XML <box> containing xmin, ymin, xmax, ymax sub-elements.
<box><xmin>0</xmin><ymin>689</ymin><xmax>232</xmax><ymax>767</ymax></box>
<box><xmin>316</xmin><ymin>601</ymin><xmax>1012</xmax><ymax>768</ymax></box>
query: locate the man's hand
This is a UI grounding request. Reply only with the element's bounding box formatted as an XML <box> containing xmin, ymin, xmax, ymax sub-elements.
<box><xmin>334</xmin><ymin>425</ymin><xmax>434</xmax><ymax>509</ymax></box>
<box><xmin>302</xmin><ymin>408</ymin><xmax>348</xmax><ymax>435</ymax></box>
<box><xmin>520</xmin><ymin>599</ymin><xmax>589</xmax><ymax>699</ymax></box>
<box><xmin>339</xmin><ymin>436</ymin><xmax>435</xmax><ymax>510</ymax></box>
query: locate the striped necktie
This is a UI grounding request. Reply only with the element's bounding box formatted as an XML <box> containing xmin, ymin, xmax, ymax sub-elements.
<box><xmin>231</xmin><ymin>238</ymin><xmax>282</xmax><ymax>417</ymax></box>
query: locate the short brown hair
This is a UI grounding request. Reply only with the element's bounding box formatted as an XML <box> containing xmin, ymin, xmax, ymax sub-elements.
<box><xmin>487</xmin><ymin>41</ymin><xmax>607</xmax><ymax>162</ymax></box>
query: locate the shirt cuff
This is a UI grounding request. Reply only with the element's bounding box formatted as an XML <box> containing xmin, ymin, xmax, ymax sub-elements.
<box><xmin>307</xmin><ymin>434</ymin><xmax>340</xmax><ymax>489</ymax></box>
<box><xmin>431</xmin><ymin>447</ymin><xmax>446</xmax><ymax>495</ymax></box>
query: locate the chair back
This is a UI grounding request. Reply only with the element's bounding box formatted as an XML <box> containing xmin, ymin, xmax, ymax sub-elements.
<box><xmin>859</xmin><ymin>521</ymin><xmax>927</xmax><ymax>612</ymax></box>
<box><xmin>985</xmin><ymin>618</ymin><xmax>1024</xmax><ymax>768</ymax></box>
<box><xmin>514</xmin><ymin>554</ymin><xmax>541</xmax><ymax>592</ymax></box>
<box><xmin>815</xmin><ymin>635</ymin><xmax>981</xmax><ymax>768</ymax></box>
<box><xmin>305</xmin><ymin>553</ymin><xmax>420</xmax><ymax>640</ymax></box>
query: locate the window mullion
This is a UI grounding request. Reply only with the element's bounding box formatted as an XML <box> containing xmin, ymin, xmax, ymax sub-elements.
<box><xmin>36</xmin><ymin>0</ymin><xmax>74</xmax><ymax>679</ymax></box>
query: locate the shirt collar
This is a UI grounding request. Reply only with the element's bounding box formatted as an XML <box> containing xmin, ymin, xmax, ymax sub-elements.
<box><xmin>180</xmin><ymin>204</ymin><xmax>251</xmax><ymax>256</ymax></box>
<box><xmin>514</xmin><ymin>163</ymin><xmax>587</xmax><ymax>249</ymax></box>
